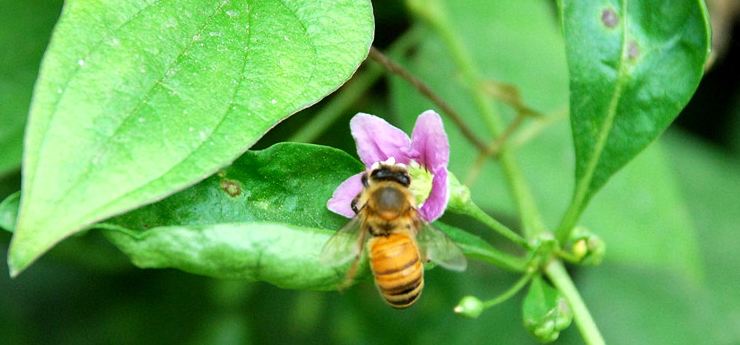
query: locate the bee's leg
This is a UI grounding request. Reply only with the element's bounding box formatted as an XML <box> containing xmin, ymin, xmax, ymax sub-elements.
<box><xmin>338</xmin><ymin>230</ymin><xmax>368</xmax><ymax>291</ymax></box>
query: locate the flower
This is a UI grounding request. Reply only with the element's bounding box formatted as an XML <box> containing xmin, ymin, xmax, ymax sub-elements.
<box><xmin>327</xmin><ymin>110</ymin><xmax>450</xmax><ymax>222</ymax></box>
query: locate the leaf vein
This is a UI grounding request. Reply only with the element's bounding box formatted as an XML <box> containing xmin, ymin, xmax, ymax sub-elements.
<box><xmin>48</xmin><ymin>1</ymin><xmax>230</xmax><ymax>209</ymax></box>
<box><xmin>572</xmin><ymin>0</ymin><xmax>631</xmax><ymax>213</ymax></box>
<box><xmin>72</xmin><ymin>3</ymin><xmax>256</xmax><ymax>225</ymax></box>
<box><xmin>23</xmin><ymin>0</ymin><xmax>166</xmax><ymax>202</ymax></box>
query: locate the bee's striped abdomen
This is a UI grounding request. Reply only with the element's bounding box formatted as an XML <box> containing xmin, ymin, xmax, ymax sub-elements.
<box><xmin>369</xmin><ymin>232</ymin><xmax>424</xmax><ymax>309</ymax></box>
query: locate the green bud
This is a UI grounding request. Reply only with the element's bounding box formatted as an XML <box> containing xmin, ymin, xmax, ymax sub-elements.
<box><xmin>444</xmin><ymin>172</ymin><xmax>471</xmax><ymax>212</ymax></box>
<box><xmin>454</xmin><ymin>295</ymin><xmax>484</xmax><ymax>319</ymax></box>
<box><xmin>522</xmin><ymin>276</ymin><xmax>573</xmax><ymax>343</ymax></box>
<box><xmin>527</xmin><ymin>233</ymin><xmax>558</xmax><ymax>268</ymax></box>
<box><xmin>569</xmin><ymin>227</ymin><xmax>606</xmax><ymax>266</ymax></box>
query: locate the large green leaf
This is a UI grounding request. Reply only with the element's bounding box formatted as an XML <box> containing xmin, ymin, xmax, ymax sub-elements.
<box><xmin>664</xmin><ymin>131</ymin><xmax>740</xmax><ymax>343</ymax></box>
<box><xmin>558</xmin><ymin>0</ymin><xmax>711</xmax><ymax>233</ymax></box>
<box><xmin>1</xmin><ymin>143</ymin><xmax>503</xmax><ymax>289</ymax></box>
<box><xmin>580</xmin><ymin>138</ymin><xmax>702</xmax><ymax>281</ymax></box>
<box><xmin>0</xmin><ymin>0</ymin><xmax>62</xmax><ymax>176</ymax></box>
<box><xmin>10</xmin><ymin>0</ymin><xmax>375</xmax><ymax>274</ymax></box>
<box><xmin>102</xmin><ymin>222</ymin><xmax>346</xmax><ymax>290</ymax></box>
<box><xmin>566</xmin><ymin>263</ymin><xmax>720</xmax><ymax>345</ymax></box>
<box><xmin>101</xmin><ymin>143</ymin><xmax>360</xmax><ymax>290</ymax></box>
<box><xmin>106</xmin><ymin>143</ymin><xmax>361</xmax><ymax>231</ymax></box>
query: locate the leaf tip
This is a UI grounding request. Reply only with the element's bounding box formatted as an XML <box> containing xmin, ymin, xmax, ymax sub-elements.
<box><xmin>7</xmin><ymin>251</ymin><xmax>27</xmax><ymax>278</ymax></box>
<box><xmin>7</xmin><ymin>223</ymin><xmax>57</xmax><ymax>277</ymax></box>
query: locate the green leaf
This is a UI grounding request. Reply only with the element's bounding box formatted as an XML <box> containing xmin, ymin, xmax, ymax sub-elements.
<box><xmin>580</xmin><ymin>139</ymin><xmax>703</xmax><ymax>281</ymax></box>
<box><xmin>2</xmin><ymin>143</ymin><xmax>504</xmax><ymax>288</ymax></box>
<box><xmin>436</xmin><ymin>222</ymin><xmax>526</xmax><ymax>272</ymax></box>
<box><xmin>0</xmin><ymin>0</ymin><xmax>62</xmax><ymax>176</ymax></box>
<box><xmin>0</xmin><ymin>191</ymin><xmax>19</xmax><ymax>232</ymax></box>
<box><xmin>569</xmin><ymin>263</ymin><xmax>720</xmax><ymax>345</ymax></box>
<box><xmin>102</xmin><ymin>222</ymin><xmax>345</xmax><ymax>290</ymax></box>
<box><xmin>557</xmin><ymin>0</ymin><xmax>711</xmax><ymax>236</ymax></box>
<box><xmin>10</xmin><ymin>0</ymin><xmax>375</xmax><ymax>275</ymax></box>
<box><xmin>106</xmin><ymin>142</ymin><xmax>362</xmax><ymax>231</ymax></box>
<box><xmin>103</xmin><ymin>142</ymin><xmax>360</xmax><ymax>290</ymax></box>
<box><xmin>664</xmin><ymin>131</ymin><xmax>740</xmax><ymax>343</ymax></box>
<box><xmin>522</xmin><ymin>276</ymin><xmax>573</xmax><ymax>343</ymax></box>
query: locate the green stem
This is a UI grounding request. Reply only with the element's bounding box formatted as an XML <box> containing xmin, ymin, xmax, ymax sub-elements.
<box><xmin>555</xmin><ymin>249</ymin><xmax>583</xmax><ymax>264</ymax></box>
<box><xmin>555</xmin><ymin>202</ymin><xmax>583</xmax><ymax>244</ymax></box>
<box><xmin>367</xmin><ymin>47</ymin><xmax>489</xmax><ymax>152</ymax></box>
<box><xmin>483</xmin><ymin>270</ymin><xmax>535</xmax><ymax>308</ymax></box>
<box><xmin>288</xmin><ymin>27</ymin><xmax>423</xmax><ymax>143</ymax></box>
<box><xmin>545</xmin><ymin>261</ymin><xmax>606</xmax><ymax>345</ymax></box>
<box><xmin>465</xmin><ymin>245</ymin><xmax>528</xmax><ymax>273</ymax></box>
<box><xmin>408</xmin><ymin>4</ymin><xmax>605</xmax><ymax>345</ymax></box>
<box><xmin>455</xmin><ymin>202</ymin><xmax>529</xmax><ymax>249</ymax></box>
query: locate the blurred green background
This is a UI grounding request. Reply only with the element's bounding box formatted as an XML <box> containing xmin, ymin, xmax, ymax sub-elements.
<box><xmin>1</xmin><ymin>0</ymin><xmax>739</xmax><ymax>344</ymax></box>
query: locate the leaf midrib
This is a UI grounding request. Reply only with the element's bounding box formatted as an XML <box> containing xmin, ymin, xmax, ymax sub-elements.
<box><xmin>571</xmin><ymin>0</ymin><xmax>631</xmax><ymax>215</ymax></box>
<box><xmin>73</xmin><ymin>2</ymin><xmax>320</xmax><ymax>229</ymax></box>
<box><xmin>69</xmin><ymin>2</ymin><xmax>253</xmax><ymax>228</ymax></box>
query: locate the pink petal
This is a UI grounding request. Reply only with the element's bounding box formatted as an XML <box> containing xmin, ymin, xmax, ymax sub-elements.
<box><xmin>350</xmin><ymin>113</ymin><xmax>412</xmax><ymax>166</ymax></box>
<box><xmin>327</xmin><ymin>172</ymin><xmax>365</xmax><ymax>218</ymax></box>
<box><xmin>411</xmin><ymin>110</ymin><xmax>449</xmax><ymax>171</ymax></box>
<box><xmin>418</xmin><ymin>168</ymin><xmax>449</xmax><ymax>222</ymax></box>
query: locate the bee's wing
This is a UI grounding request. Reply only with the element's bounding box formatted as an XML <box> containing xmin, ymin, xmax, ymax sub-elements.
<box><xmin>319</xmin><ymin>217</ymin><xmax>365</xmax><ymax>267</ymax></box>
<box><xmin>416</xmin><ymin>223</ymin><xmax>467</xmax><ymax>271</ymax></box>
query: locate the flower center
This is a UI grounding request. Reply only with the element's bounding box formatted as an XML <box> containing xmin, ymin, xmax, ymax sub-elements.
<box><xmin>407</xmin><ymin>160</ymin><xmax>434</xmax><ymax>207</ymax></box>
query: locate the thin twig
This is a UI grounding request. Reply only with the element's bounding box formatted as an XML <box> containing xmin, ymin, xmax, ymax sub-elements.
<box><xmin>464</xmin><ymin>80</ymin><xmax>550</xmax><ymax>185</ymax></box>
<box><xmin>367</xmin><ymin>46</ymin><xmax>489</xmax><ymax>152</ymax></box>
<box><xmin>482</xmin><ymin>270</ymin><xmax>535</xmax><ymax>308</ymax></box>
<box><xmin>478</xmin><ymin>80</ymin><xmax>543</xmax><ymax>119</ymax></box>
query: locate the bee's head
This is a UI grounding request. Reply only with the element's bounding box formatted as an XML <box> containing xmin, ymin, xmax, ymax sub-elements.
<box><xmin>365</xmin><ymin>158</ymin><xmax>410</xmax><ymax>187</ymax></box>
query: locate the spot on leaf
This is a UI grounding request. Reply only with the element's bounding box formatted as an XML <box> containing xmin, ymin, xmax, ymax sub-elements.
<box><xmin>601</xmin><ymin>8</ymin><xmax>618</xmax><ymax>28</ymax></box>
<box><xmin>220</xmin><ymin>178</ymin><xmax>242</xmax><ymax>197</ymax></box>
<box><xmin>628</xmin><ymin>40</ymin><xmax>640</xmax><ymax>60</ymax></box>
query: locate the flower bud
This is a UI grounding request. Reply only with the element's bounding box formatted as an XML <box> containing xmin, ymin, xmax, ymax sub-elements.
<box><xmin>569</xmin><ymin>227</ymin><xmax>606</xmax><ymax>266</ymax></box>
<box><xmin>454</xmin><ymin>295</ymin><xmax>484</xmax><ymax>319</ymax></box>
<box><xmin>445</xmin><ymin>173</ymin><xmax>472</xmax><ymax>211</ymax></box>
<box><xmin>522</xmin><ymin>276</ymin><xmax>573</xmax><ymax>343</ymax></box>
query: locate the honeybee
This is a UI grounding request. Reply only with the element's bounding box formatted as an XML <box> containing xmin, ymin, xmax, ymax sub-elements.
<box><xmin>321</xmin><ymin>161</ymin><xmax>467</xmax><ymax>309</ymax></box>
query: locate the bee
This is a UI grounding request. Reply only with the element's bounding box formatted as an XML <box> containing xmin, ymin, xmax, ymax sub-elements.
<box><xmin>320</xmin><ymin>161</ymin><xmax>467</xmax><ymax>309</ymax></box>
